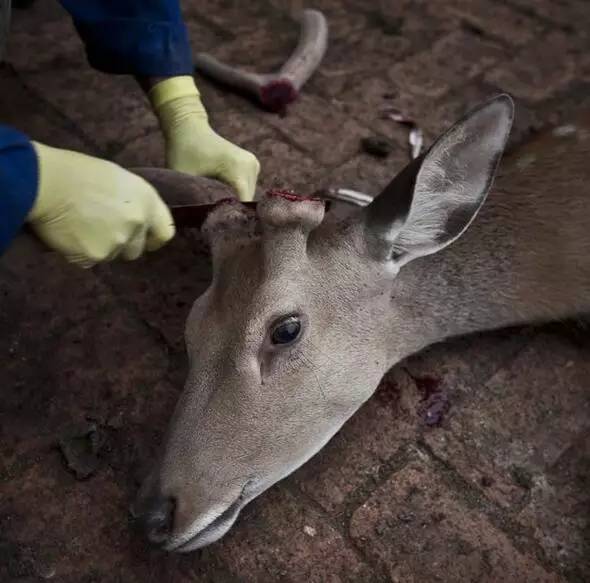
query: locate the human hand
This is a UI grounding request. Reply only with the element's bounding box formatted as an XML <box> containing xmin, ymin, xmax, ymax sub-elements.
<box><xmin>150</xmin><ymin>76</ymin><xmax>260</xmax><ymax>202</ymax></box>
<box><xmin>28</xmin><ymin>143</ymin><xmax>175</xmax><ymax>268</ymax></box>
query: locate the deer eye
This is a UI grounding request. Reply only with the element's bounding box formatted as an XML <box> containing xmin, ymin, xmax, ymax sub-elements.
<box><xmin>271</xmin><ymin>316</ymin><xmax>302</xmax><ymax>345</ymax></box>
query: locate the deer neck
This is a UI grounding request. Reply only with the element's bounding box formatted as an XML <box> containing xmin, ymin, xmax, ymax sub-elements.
<box><xmin>390</xmin><ymin>216</ymin><xmax>522</xmax><ymax>357</ymax></box>
<box><xmin>389</xmin><ymin>160</ymin><xmax>590</xmax><ymax>360</ymax></box>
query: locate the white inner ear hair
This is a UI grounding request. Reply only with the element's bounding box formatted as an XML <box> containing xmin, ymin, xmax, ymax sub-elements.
<box><xmin>392</xmin><ymin>106</ymin><xmax>509</xmax><ymax>259</ymax></box>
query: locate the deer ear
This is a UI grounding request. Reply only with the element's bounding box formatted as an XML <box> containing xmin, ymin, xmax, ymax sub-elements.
<box><xmin>362</xmin><ymin>94</ymin><xmax>514</xmax><ymax>265</ymax></box>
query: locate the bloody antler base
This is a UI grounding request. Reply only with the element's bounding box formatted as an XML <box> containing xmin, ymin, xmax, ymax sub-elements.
<box><xmin>194</xmin><ymin>9</ymin><xmax>328</xmax><ymax>113</ymax></box>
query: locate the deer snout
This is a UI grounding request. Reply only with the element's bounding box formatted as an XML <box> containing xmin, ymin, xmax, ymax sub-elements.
<box><xmin>131</xmin><ymin>490</ymin><xmax>176</xmax><ymax>547</ymax></box>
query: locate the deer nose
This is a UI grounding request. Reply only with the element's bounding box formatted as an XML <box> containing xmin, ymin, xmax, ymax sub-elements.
<box><xmin>135</xmin><ymin>495</ymin><xmax>176</xmax><ymax>546</ymax></box>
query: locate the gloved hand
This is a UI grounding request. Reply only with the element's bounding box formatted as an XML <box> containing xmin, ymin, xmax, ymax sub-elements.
<box><xmin>27</xmin><ymin>143</ymin><xmax>175</xmax><ymax>268</ymax></box>
<box><xmin>150</xmin><ymin>76</ymin><xmax>260</xmax><ymax>202</ymax></box>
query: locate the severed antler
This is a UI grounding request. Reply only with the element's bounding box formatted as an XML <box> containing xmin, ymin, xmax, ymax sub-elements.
<box><xmin>194</xmin><ymin>9</ymin><xmax>328</xmax><ymax>114</ymax></box>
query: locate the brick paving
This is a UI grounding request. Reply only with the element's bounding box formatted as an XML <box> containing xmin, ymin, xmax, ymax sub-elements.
<box><xmin>1</xmin><ymin>1</ymin><xmax>589</xmax><ymax>581</ymax></box>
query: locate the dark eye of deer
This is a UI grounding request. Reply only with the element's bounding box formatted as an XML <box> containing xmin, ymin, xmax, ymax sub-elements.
<box><xmin>271</xmin><ymin>317</ymin><xmax>301</xmax><ymax>345</ymax></box>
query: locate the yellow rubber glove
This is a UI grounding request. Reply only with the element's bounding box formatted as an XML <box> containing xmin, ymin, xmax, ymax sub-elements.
<box><xmin>27</xmin><ymin>143</ymin><xmax>175</xmax><ymax>268</ymax></box>
<box><xmin>150</xmin><ymin>76</ymin><xmax>260</xmax><ymax>202</ymax></box>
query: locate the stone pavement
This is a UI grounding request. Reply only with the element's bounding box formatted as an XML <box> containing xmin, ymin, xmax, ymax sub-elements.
<box><xmin>1</xmin><ymin>0</ymin><xmax>589</xmax><ymax>581</ymax></box>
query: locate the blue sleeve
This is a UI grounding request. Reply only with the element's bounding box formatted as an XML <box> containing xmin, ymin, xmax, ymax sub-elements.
<box><xmin>0</xmin><ymin>126</ymin><xmax>38</xmax><ymax>254</ymax></box>
<box><xmin>58</xmin><ymin>0</ymin><xmax>193</xmax><ymax>76</ymax></box>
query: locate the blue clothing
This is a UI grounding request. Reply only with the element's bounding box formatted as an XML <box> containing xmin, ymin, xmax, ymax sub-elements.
<box><xmin>0</xmin><ymin>126</ymin><xmax>38</xmax><ymax>252</ymax></box>
<box><xmin>0</xmin><ymin>0</ymin><xmax>193</xmax><ymax>253</ymax></box>
<box><xmin>59</xmin><ymin>0</ymin><xmax>193</xmax><ymax>77</ymax></box>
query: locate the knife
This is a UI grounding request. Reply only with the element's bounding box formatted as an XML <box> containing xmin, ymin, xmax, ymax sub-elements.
<box><xmin>169</xmin><ymin>199</ymin><xmax>331</xmax><ymax>229</ymax></box>
<box><xmin>168</xmin><ymin>201</ymin><xmax>257</xmax><ymax>229</ymax></box>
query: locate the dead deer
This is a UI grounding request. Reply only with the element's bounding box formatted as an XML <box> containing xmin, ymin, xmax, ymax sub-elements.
<box><xmin>126</xmin><ymin>95</ymin><xmax>590</xmax><ymax>551</ymax></box>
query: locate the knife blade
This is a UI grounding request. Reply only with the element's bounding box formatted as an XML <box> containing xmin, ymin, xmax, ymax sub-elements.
<box><xmin>169</xmin><ymin>202</ymin><xmax>257</xmax><ymax>229</ymax></box>
<box><xmin>169</xmin><ymin>200</ymin><xmax>331</xmax><ymax>229</ymax></box>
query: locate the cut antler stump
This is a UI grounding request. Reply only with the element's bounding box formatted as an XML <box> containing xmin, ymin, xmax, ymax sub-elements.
<box><xmin>194</xmin><ymin>10</ymin><xmax>328</xmax><ymax>113</ymax></box>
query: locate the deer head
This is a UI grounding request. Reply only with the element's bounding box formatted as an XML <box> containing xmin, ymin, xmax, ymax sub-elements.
<box><xmin>132</xmin><ymin>95</ymin><xmax>514</xmax><ymax>551</ymax></box>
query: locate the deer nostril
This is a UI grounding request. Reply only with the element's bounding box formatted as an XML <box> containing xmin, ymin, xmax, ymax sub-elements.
<box><xmin>140</xmin><ymin>496</ymin><xmax>176</xmax><ymax>545</ymax></box>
